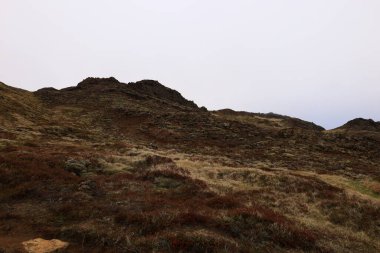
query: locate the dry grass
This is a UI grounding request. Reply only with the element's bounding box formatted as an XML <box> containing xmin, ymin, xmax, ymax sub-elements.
<box><xmin>0</xmin><ymin>144</ymin><xmax>334</xmax><ymax>252</ymax></box>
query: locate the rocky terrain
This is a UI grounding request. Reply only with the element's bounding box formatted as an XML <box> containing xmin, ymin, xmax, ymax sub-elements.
<box><xmin>0</xmin><ymin>77</ymin><xmax>379</xmax><ymax>252</ymax></box>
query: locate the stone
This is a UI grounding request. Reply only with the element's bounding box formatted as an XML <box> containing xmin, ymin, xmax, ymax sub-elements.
<box><xmin>22</xmin><ymin>238</ymin><xmax>69</xmax><ymax>253</ymax></box>
<box><xmin>64</xmin><ymin>159</ymin><xmax>87</xmax><ymax>176</ymax></box>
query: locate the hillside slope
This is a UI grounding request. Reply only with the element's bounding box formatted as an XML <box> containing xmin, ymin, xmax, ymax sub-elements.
<box><xmin>0</xmin><ymin>82</ymin><xmax>46</xmax><ymax>127</ymax></box>
<box><xmin>0</xmin><ymin>78</ymin><xmax>379</xmax><ymax>252</ymax></box>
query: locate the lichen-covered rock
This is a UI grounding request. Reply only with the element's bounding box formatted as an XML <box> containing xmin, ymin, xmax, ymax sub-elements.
<box><xmin>22</xmin><ymin>238</ymin><xmax>69</xmax><ymax>253</ymax></box>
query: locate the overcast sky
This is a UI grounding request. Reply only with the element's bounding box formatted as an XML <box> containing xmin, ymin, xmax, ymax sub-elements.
<box><xmin>1</xmin><ymin>0</ymin><xmax>379</xmax><ymax>129</ymax></box>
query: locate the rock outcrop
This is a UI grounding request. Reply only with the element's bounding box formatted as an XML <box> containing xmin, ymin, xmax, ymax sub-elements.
<box><xmin>22</xmin><ymin>238</ymin><xmax>69</xmax><ymax>253</ymax></box>
<box><xmin>35</xmin><ymin>77</ymin><xmax>198</xmax><ymax>109</ymax></box>
<box><xmin>128</xmin><ymin>80</ymin><xmax>198</xmax><ymax>108</ymax></box>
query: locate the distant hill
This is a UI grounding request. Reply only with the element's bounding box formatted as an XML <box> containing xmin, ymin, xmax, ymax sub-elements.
<box><xmin>335</xmin><ymin>118</ymin><xmax>380</xmax><ymax>132</ymax></box>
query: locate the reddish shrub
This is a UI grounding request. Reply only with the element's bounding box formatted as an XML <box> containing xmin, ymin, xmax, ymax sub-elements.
<box><xmin>218</xmin><ymin>206</ymin><xmax>317</xmax><ymax>250</ymax></box>
<box><xmin>175</xmin><ymin>212</ymin><xmax>213</xmax><ymax>226</ymax></box>
<box><xmin>165</xmin><ymin>233</ymin><xmax>239</xmax><ymax>253</ymax></box>
<box><xmin>0</xmin><ymin>148</ymin><xmax>78</xmax><ymax>202</ymax></box>
<box><xmin>206</xmin><ymin>195</ymin><xmax>240</xmax><ymax>209</ymax></box>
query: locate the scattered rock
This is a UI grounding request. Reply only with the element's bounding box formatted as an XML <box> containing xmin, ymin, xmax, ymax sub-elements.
<box><xmin>22</xmin><ymin>238</ymin><xmax>69</xmax><ymax>253</ymax></box>
<box><xmin>64</xmin><ymin>159</ymin><xmax>86</xmax><ymax>176</ymax></box>
<box><xmin>78</xmin><ymin>180</ymin><xmax>97</xmax><ymax>191</ymax></box>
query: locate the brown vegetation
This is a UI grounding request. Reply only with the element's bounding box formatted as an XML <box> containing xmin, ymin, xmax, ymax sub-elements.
<box><xmin>0</xmin><ymin>78</ymin><xmax>379</xmax><ymax>252</ymax></box>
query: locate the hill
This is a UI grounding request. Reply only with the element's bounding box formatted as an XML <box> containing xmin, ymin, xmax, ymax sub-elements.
<box><xmin>0</xmin><ymin>78</ymin><xmax>379</xmax><ymax>252</ymax></box>
<box><xmin>0</xmin><ymin>82</ymin><xmax>46</xmax><ymax>127</ymax></box>
<box><xmin>335</xmin><ymin>118</ymin><xmax>380</xmax><ymax>132</ymax></box>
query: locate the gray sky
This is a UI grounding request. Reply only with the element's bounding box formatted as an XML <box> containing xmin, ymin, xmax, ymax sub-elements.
<box><xmin>1</xmin><ymin>0</ymin><xmax>379</xmax><ymax>129</ymax></box>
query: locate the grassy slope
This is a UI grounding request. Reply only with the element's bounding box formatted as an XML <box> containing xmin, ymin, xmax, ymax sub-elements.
<box><xmin>0</xmin><ymin>80</ymin><xmax>379</xmax><ymax>252</ymax></box>
<box><xmin>0</xmin><ymin>82</ymin><xmax>46</xmax><ymax>127</ymax></box>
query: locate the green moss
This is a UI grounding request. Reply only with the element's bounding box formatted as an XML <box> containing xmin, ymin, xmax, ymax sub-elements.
<box><xmin>154</xmin><ymin>176</ymin><xmax>182</xmax><ymax>189</ymax></box>
<box><xmin>348</xmin><ymin>180</ymin><xmax>380</xmax><ymax>199</ymax></box>
<box><xmin>0</xmin><ymin>141</ymin><xmax>5</xmax><ymax>151</ymax></box>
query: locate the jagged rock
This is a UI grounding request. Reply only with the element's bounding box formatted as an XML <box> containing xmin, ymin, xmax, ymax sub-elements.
<box><xmin>128</xmin><ymin>80</ymin><xmax>198</xmax><ymax>108</ymax></box>
<box><xmin>22</xmin><ymin>238</ymin><xmax>69</xmax><ymax>253</ymax></box>
<box><xmin>77</xmin><ymin>77</ymin><xmax>120</xmax><ymax>88</ymax></box>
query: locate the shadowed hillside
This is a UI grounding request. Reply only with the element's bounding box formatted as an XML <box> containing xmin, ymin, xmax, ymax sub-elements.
<box><xmin>0</xmin><ymin>78</ymin><xmax>379</xmax><ymax>252</ymax></box>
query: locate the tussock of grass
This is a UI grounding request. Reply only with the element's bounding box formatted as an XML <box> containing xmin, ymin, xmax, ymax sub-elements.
<box><xmin>348</xmin><ymin>180</ymin><xmax>380</xmax><ymax>199</ymax></box>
